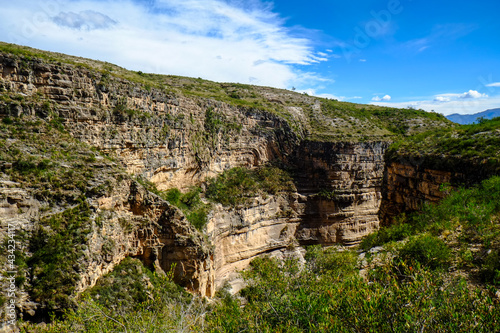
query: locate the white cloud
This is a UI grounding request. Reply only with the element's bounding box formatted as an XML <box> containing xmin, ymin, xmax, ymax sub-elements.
<box><xmin>460</xmin><ymin>90</ymin><xmax>487</xmax><ymax>99</ymax></box>
<box><xmin>296</xmin><ymin>89</ymin><xmax>360</xmax><ymax>101</ymax></box>
<box><xmin>371</xmin><ymin>90</ymin><xmax>500</xmax><ymax>116</ymax></box>
<box><xmin>434</xmin><ymin>96</ymin><xmax>450</xmax><ymax>102</ymax></box>
<box><xmin>359</xmin><ymin>59</ymin><xmax>366</xmax><ymax>62</ymax></box>
<box><xmin>0</xmin><ymin>0</ymin><xmax>328</xmax><ymax>89</ymax></box>
<box><xmin>486</xmin><ymin>82</ymin><xmax>500</xmax><ymax>87</ymax></box>
<box><xmin>372</xmin><ymin>95</ymin><xmax>391</xmax><ymax>101</ymax></box>
<box><xmin>433</xmin><ymin>90</ymin><xmax>488</xmax><ymax>102</ymax></box>
<box><xmin>52</xmin><ymin>10</ymin><xmax>117</xmax><ymax>30</ymax></box>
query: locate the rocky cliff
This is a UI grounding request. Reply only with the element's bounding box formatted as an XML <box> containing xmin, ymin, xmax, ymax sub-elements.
<box><xmin>379</xmin><ymin>161</ymin><xmax>466</xmax><ymax>225</ymax></box>
<box><xmin>0</xmin><ymin>44</ymin><xmax>455</xmax><ymax>321</ymax></box>
<box><xmin>379</xmin><ymin>121</ymin><xmax>500</xmax><ymax>225</ymax></box>
<box><xmin>291</xmin><ymin>141</ymin><xmax>389</xmax><ymax>246</ymax></box>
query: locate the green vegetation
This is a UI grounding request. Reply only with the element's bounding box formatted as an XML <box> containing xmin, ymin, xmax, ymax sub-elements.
<box><xmin>24</xmin><ymin>247</ymin><xmax>500</xmax><ymax>332</ymax></box>
<box><xmin>307</xmin><ymin>98</ymin><xmax>450</xmax><ymax>141</ymax></box>
<box><xmin>398</xmin><ymin>233</ymin><xmax>451</xmax><ymax>270</ymax></box>
<box><xmin>0</xmin><ymin>118</ymin><xmax>118</xmax><ymax>206</ymax></box>
<box><xmin>386</xmin><ymin>116</ymin><xmax>500</xmax><ymax>172</ymax></box>
<box><xmin>362</xmin><ymin>175</ymin><xmax>500</xmax><ymax>284</ymax></box>
<box><xmin>27</xmin><ymin>202</ymin><xmax>92</xmax><ymax>313</ymax></box>
<box><xmin>135</xmin><ymin>177</ymin><xmax>211</xmax><ymax>231</ymax></box>
<box><xmin>206</xmin><ymin>166</ymin><xmax>296</xmax><ymax>206</ymax></box>
<box><xmin>163</xmin><ymin>187</ymin><xmax>211</xmax><ymax>231</ymax></box>
<box><xmin>86</xmin><ymin>257</ymin><xmax>189</xmax><ymax>312</ymax></box>
<box><xmin>20</xmin><ymin>258</ymin><xmax>203</xmax><ymax>333</ymax></box>
<box><xmin>206</xmin><ymin>253</ymin><xmax>499</xmax><ymax>332</ymax></box>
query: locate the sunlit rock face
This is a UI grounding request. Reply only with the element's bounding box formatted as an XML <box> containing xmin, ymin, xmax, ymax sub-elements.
<box><xmin>2</xmin><ymin>50</ymin><xmax>462</xmax><ymax>300</ymax></box>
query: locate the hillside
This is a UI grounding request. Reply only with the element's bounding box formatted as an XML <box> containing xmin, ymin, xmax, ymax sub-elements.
<box><xmin>0</xmin><ymin>42</ymin><xmax>499</xmax><ymax>332</ymax></box>
<box><xmin>0</xmin><ymin>42</ymin><xmax>450</xmax><ymax>142</ymax></box>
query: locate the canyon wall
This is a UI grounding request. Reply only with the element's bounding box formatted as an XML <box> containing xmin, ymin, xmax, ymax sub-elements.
<box><xmin>0</xmin><ymin>52</ymin><xmax>299</xmax><ymax>191</ymax></box>
<box><xmin>379</xmin><ymin>161</ymin><xmax>464</xmax><ymax>224</ymax></box>
<box><xmin>291</xmin><ymin>141</ymin><xmax>389</xmax><ymax>246</ymax></box>
<box><xmin>0</xmin><ymin>50</ymin><xmax>440</xmax><ymax>305</ymax></box>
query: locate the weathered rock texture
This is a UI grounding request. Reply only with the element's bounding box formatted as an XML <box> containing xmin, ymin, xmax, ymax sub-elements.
<box><xmin>291</xmin><ymin>141</ymin><xmax>389</xmax><ymax>246</ymax></box>
<box><xmin>0</xmin><ymin>49</ymin><xmax>459</xmax><ymax>313</ymax></box>
<box><xmin>207</xmin><ymin>193</ymin><xmax>305</xmax><ymax>292</ymax></box>
<box><xmin>379</xmin><ymin>161</ymin><xmax>465</xmax><ymax>224</ymax></box>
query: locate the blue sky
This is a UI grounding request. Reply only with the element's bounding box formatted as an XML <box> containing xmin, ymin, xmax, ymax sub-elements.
<box><xmin>1</xmin><ymin>0</ymin><xmax>499</xmax><ymax>115</ymax></box>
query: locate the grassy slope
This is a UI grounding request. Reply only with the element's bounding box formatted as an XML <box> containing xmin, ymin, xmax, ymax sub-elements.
<box><xmin>0</xmin><ymin>42</ymin><xmax>451</xmax><ymax>142</ymax></box>
<box><xmin>387</xmin><ymin>117</ymin><xmax>500</xmax><ymax>174</ymax></box>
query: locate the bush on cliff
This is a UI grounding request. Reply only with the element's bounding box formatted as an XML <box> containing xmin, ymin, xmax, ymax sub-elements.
<box><xmin>205</xmin><ymin>166</ymin><xmax>295</xmax><ymax>206</ymax></box>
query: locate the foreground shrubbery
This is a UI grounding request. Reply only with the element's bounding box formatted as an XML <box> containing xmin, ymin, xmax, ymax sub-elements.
<box><xmin>362</xmin><ymin>175</ymin><xmax>500</xmax><ymax>285</ymax></box>
<box><xmin>206</xmin><ymin>253</ymin><xmax>499</xmax><ymax>332</ymax></box>
<box><xmin>20</xmin><ymin>258</ymin><xmax>206</xmax><ymax>332</ymax></box>
<box><xmin>22</xmin><ymin>248</ymin><xmax>500</xmax><ymax>332</ymax></box>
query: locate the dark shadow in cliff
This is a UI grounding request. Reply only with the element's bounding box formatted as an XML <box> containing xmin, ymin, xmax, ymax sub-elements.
<box><xmin>287</xmin><ymin>140</ymin><xmax>389</xmax><ymax>246</ymax></box>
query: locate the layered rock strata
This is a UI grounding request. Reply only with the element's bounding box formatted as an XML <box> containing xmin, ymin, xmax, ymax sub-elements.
<box><xmin>379</xmin><ymin>161</ymin><xmax>464</xmax><ymax>224</ymax></box>
<box><xmin>291</xmin><ymin>141</ymin><xmax>389</xmax><ymax>246</ymax></box>
<box><xmin>0</xmin><ymin>50</ymin><xmax>410</xmax><ymax>303</ymax></box>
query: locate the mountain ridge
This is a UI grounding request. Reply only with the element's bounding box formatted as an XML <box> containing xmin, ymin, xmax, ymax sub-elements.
<box><xmin>446</xmin><ymin>108</ymin><xmax>500</xmax><ymax>124</ymax></box>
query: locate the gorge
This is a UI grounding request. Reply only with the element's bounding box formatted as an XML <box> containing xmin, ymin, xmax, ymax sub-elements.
<box><xmin>1</xmin><ymin>43</ymin><xmax>494</xmax><ymax>322</ymax></box>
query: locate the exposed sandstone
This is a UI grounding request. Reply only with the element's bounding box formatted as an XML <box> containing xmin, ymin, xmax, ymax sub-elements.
<box><xmin>0</xmin><ymin>49</ymin><xmax>459</xmax><ymax>315</ymax></box>
<box><xmin>379</xmin><ymin>161</ymin><xmax>467</xmax><ymax>225</ymax></box>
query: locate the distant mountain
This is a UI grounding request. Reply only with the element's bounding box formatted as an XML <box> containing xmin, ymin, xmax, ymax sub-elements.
<box><xmin>446</xmin><ymin>108</ymin><xmax>500</xmax><ymax>124</ymax></box>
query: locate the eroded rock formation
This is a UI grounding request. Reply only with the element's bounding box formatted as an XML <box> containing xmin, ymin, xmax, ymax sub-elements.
<box><xmin>292</xmin><ymin>141</ymin><xmax>389</xmax><ymax>246</ymax></box>
<box><xmin>0</xmin><ymin>49</ymin><xmax>460</xmax><ymax>310</ymax></box>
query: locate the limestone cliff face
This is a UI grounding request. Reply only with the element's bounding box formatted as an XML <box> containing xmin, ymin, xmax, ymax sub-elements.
<box><xmin>0</xmin><ymin>52</ymin><xmax>298</xmax><ymax>192</ymax></box>
<box><xmin>0</xmin><ymin>50</ymin><xmax>410</xmax><ymax>303</ymax></box>
<box><xmin>291</xmin><ymin>141</ymin><xmax>389</xmax><ymax>246</ymax></box>
<box><xmin>379</xmin><ymin>161</ymin><xmax>467</xmax><ymax>225</ymax></box>
<box><xmin>207</xmin><ymin>193</ymin><xmax>305</xmax><ymax>292</ymax></box>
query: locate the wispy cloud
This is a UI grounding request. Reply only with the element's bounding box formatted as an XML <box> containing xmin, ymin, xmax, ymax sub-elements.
<box><xmin>402</xmin><ymin>23</ymin><xmax>477</xmax><ymax>53</ymax></box>
<box><xmin>486</xmin><ymin>82</ymin><xmax>500</xmax><ymax>87</ymax></box>
<box><xmin>0</xmin><ymin>0</ymin><xmax>328</xmax><ymax>89</ymax></box>
<box><xmin>52</xmin><ymin>10</ymin><xmax>117</xmax><ymax>30</ymax></box>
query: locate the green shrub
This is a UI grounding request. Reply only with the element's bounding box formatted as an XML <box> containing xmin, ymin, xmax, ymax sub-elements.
<box><xmin>163</xmin><ymin>187</ymin><xmax>210</xmax><ymax>231</ymax></box>
<box><xmin>206</xmin><ymin>167</ymin><xmax>258</xmax><ymax>206</ymax></box>
<box><xmin>205</xmin><ymin>251</ymin><xmax>500</xmax><ymax>332</ymax></box>
<box><xmin>87</xmin><ymin>257</ymin><xmax>190</xmax><ymax>311</ymax></box>
<box><xmin>398</xmin><ymin>234</ymin><xmax>451</xmax><ymax>270</ymax></box>
<box><xmin>27</xmin><ymin>202</ymin><xmax>92</xmax><ymax>313</ymax></box>
<box><xmin>360</xmin><ymin>219</ymin><xmax>414</xmax><ymax>250</ymax></box>
<box><xmin>205</xmin><ymin>166</ymin><xmax>295</xmax><ymax>206</ymax></box>
<box><xmin>306</xmin><ymin>245</ymin><xmax>357</xmax><ymax>277</ymax></box>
